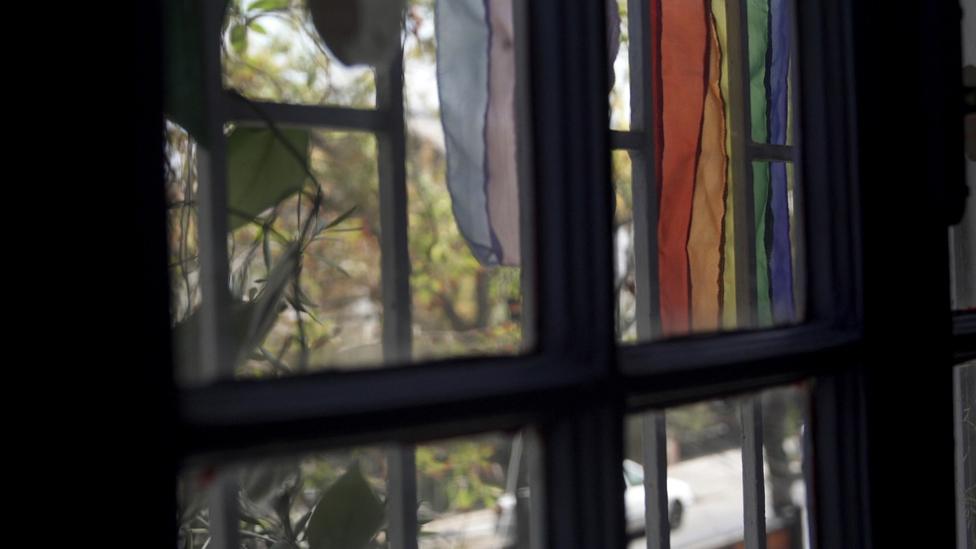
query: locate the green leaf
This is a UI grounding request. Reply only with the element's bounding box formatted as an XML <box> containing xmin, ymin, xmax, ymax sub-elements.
<box><xmin>248</xmin><ymin>20</ymin><xmax>268</xmax><ymax>34</ymax></box>
<box><xmin>240</xmin><ymin>245</ymin><xmax>299</xmax><ymax>353</ymax></box>
<box><xmin>230</xmin><ymin>22</ymin><xmax>248</xmax><ymax>55</ymax></box>
<box><xmin>306</xmin><ymin>464</ymin><xmax>385</xmax><ymax>549</ymax></box>
<box><xmin>249</xmin><ymin>0</ymin><xmax>291</xmax><ymax>12</ymax></box>
<box><xmin>227</xmin><ymin>127</ymin><xmax>310</xmax><ymax>231</ymax></box>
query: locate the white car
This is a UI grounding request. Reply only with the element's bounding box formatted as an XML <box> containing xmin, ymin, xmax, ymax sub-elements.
<box><xmin>495</xmin><ymin>459</ymin><xmax>694</xmax><ymax>544</ymax></box>
<box><xmin>623</xmin><ymin>459</ymin><xmax>695</xmax><ymax>535</ymax></box>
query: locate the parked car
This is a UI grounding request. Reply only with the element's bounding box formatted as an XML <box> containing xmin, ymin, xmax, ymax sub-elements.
<box><xmin>623</xmin><ymin>459</ymin><xmax>695</xmax><ymax>535</ymax></box>
<box><xmin>494</xmin><ymin>459</ymin><xmax>694</xmax><ymax>545</ymax></box>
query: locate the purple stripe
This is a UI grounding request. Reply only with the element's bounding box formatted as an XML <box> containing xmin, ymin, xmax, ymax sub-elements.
<box><xmin>769</xmin><ymin>0</ymin><xmax>794</xmax><ymax>322</ymax></box>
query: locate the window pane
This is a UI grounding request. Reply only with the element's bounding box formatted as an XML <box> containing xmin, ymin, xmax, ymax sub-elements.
<box><xmin>747</xmin><ymin>160</ymin><xmax>804</xmax><ymax>328</ymax></box>
<box><xmin>178</xmin><ymin>446</ymin><xmax>390</xmax><ymax>549</ymax></box>
<box><xmin>417</xmin><ymin>431</ymin><xmax>532</xmax><ymax>548</ymax></box>
<box><xmin>609</xmin><ymin>0</ymin><xmax>630</xmax><ymax>131</ymax></box>
<box><xmin>747</xmin><ymin>0</ymin><xmax>796</xmax><ymax>145</ymax></box>
<box><xmin>952</xmin><ymin>0</ymin><xmax>976</xmax><ymax>311</ymax></box>
<box><xmin>403</xmin><ymin>0</ymin><xmax>533</xmax><ymax>361</ymax></box>
<box><xmin>176</xmin><ymin>432</ymin><xmax>532</xmax><ymax>549</ymax></box>
<box><xmin>609</xmin><ymin>0</ymin><xmax>805</xmax><ymax>342</ymax></box>
<box><xmin>167</xmin><ymin>0</ymin><xmax>535</xmax><ymax>385</ymax></box>
<box><xmin>170</xmin><ymin>127</ymin><xmax>384</xmax><ymax>385</ymax></box>
<box><xmin>760</xmin><ymin>384</ymin><xmax>811</xmax><ymax>548</ymax></box>
<box><xmin>221</xmin><ymin>0</ymin><xmax>376</xmax><ymax>108</ymax></box>
<box><xmin>613</xmin><ymin>150</ymin><xmax>638</xmax><ymax>342</ymax></box>
<box><xmin>956</xmin><ymin>361</ymin><xmax>976</xmax><ymax>548</ymax></box>
<box><xmin>625</xmin><ymin>384</ymin><xmax>811</xmax><ymax>548</ymax></box>
<box><xmin>166</xmin><ymin>124</ymin><xmax>201</xmax><ymax>342</ymax></box>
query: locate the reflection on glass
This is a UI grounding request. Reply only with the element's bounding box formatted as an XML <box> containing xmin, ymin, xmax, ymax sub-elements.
<box><xmin>417</xmin><ymin>431</ymin><xmax>530</xmax><ymax>549</ymax></box>
<box><xmin>624</xmin><ymin>384</ymin><xmax>811</xmax><ymax>548</ymax></box>
<box><xmin>177</xmin><ymin>447</ymin><xmax>389</xmax><ymax>549</ymax></box>
<box><xmin>221</xmin><ymin>0</ymin><xmax>376</xmax><ymax>108</ymax></box>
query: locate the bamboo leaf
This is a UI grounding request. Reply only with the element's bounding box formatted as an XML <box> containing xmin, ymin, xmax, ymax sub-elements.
<box><xmin>172</xmin><ymin>246</ymin><xmax>299</xmax><ymax>382</ymax></box>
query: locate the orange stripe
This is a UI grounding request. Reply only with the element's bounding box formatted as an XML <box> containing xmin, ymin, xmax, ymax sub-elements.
<box><xmin>688</xmin><ymin>13</ymin><xmax>727</xmax><ymax>332</ymax></box>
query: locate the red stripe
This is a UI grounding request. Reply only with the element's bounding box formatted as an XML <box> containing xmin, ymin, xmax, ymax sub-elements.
<box><xmin>657</xmin><ymin>0</ymin><xmax>708</xmax><ymax>335</ymax></box>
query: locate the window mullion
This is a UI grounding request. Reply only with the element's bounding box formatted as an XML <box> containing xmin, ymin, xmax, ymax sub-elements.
<box><xmin>199</xmin><ymin>0</ymin><xmax>238</xmax><ymax>547</ymax></box>
<box><xmin>628</xmin><ymin>0</ymin><xmax>662</xmax><ymax>341</ymax></box>
<box><xmin>375</xmin><ymin>44</ymin><xmax>418</xmax><ymax>549</ymax></box>
<box><xmin>740</xmin><ymin>396</ymin><xmax>768</xmax><ymax>549</ymax></box>
<box><xmin>224</xmin><ymin>93</ymin><xmax>387</xmax><ymax>132</ymax></box>
<box><xmin>725</xmin><ymin>0</ymin><xmax>759</xmax><ymax>330</ymax></box>
<box><xmin>641</xmin><ymin>412</ymin><xmax>671</xmax><ymax>549</ymax></box>
<box><xmin>747</xmin><ymin>143</ymin><xmax>794</xmax><ymax>162</ymax></box>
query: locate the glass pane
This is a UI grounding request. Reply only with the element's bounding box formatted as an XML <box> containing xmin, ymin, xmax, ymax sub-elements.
<box><xmin>177</xmin><ymin>446</ymin><xmax>390</xmax><ymax>549</ymax></box>
<box><xmin>417</xmin><ymin>431</ymin><xmax>532</xmax><ymax>548</ymax></box>
<box><xmin>613</xmin><ymin>150</ymin><xmax>638</xmax><ymax>342</ymax></box>
<box><xmin>608</xmin><ymin>0</ymin><xmax>631</xmax><ymax>131</ymax></box>
<box><xmin>625</xmin><ymin>384</ymin><xmax>812</xmax><ymax>548</ymax></box>
<box><xmin>168</xmin><ymin>0</ymin><xmax>535</xmax><ymax>384</ymax></box>
<box><xmin>956</xmin><ymin>361</ymin><xmax>976</xmax><ymax>548</ymax></box>
<box><xmin>747</xmin><ymin>0</ymin><xmax>796</xmax><ymax>145</ymax></box>
<box><xmin>761</xmin><ymin>385</ymin><xmax>812</xmax><ymax>548</ymax></box>
<box><xmin>404</xmin><ymin>0</ymin><xmax>532</xmax><ymax>361</ymax></box>
<box><xmin>747</xmin><ymin>160</ymin><xmax>804</xmax><ymax>327</ymax></box>
<box><xmin>177</xmin><ymin>433</ymin><xmax>532</xmax><ymax>549</ymax></box>
<box><xmin>610</xmin><ymin>0</ymin><xmax>805</xmax><ymax>342</ymax></box>
<box><xmin>164</xmin><ymin>122</ymin><xmax>200</xmax><ymax>340</ymax></box>
<box><xmin>952</xmin><ymin>0</ymin><xmax>976</xmax><ymax>311</ymax></box>
<box><xmin>170</xmin><ymin>127</ymin><xmax>384</xmax><ymax>385</ymax></box>
<box><xmin>222</xmin><ymin>0</ymin><xmax>376</xmax><ymax>108</ymax></box>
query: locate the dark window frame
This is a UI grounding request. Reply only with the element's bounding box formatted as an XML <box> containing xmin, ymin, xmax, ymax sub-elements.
<box><xmin>128</xmin><ymin>0</ymin><xmax>973</xmax><ymax>548</ymax></box>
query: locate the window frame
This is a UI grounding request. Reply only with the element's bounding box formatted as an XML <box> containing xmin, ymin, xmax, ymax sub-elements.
<box><xmin>129</xmin><ymin>0</ymin><xmax>972</xmax><ymax>548</ymax></box>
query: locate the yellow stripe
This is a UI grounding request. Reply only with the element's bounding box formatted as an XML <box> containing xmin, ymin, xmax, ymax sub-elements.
<box><xmin>712</xmin><ymin>0</ymin><xmax>737</xmax><ymax>330</ymax></box>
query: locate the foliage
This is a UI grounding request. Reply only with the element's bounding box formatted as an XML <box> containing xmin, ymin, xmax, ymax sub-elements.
<box><xmin>168</xmin><ymin>0</ymin><xmax>521</xmax><ymax>546</ymax></box>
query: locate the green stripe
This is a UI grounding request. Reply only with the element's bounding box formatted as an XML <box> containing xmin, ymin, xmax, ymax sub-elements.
<box><xmin>748</xmin><ymin>0</ymin><xmax>772</xmax><ymax>327</ymax></box>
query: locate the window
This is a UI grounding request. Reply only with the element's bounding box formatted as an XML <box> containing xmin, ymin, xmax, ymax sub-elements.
<box><xmin>610</xmin><ymin>0</ymin><xmax>804</xmax><ymax>342</ymax></box>
<box><xmin>127</xmin><ymin>0</ymin><xmax>970</xmax><ymax>548</ymax></box>
<box><xmin>954</xmin><ymin>5</ymin><xmax>976</xmax><ymax>548</ymax></box>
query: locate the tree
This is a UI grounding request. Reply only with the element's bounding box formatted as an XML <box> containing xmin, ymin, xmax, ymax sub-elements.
<box><xmin>168</xmin><ymin>1</ymin><xmax>521</xmax><ymax>547</ymax></box>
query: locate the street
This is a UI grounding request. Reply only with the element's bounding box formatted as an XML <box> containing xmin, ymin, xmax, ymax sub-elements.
<box><xmin>419</xmin><ymin>447</ymin><xmax>808</xmax><ymax>549</ymax></box>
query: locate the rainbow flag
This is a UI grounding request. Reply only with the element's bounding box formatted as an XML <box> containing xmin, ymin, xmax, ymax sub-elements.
<box><xmin>653</xmin><ymin>0</ymin><xmax>797</xmax><ymax>336</ymax></box>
